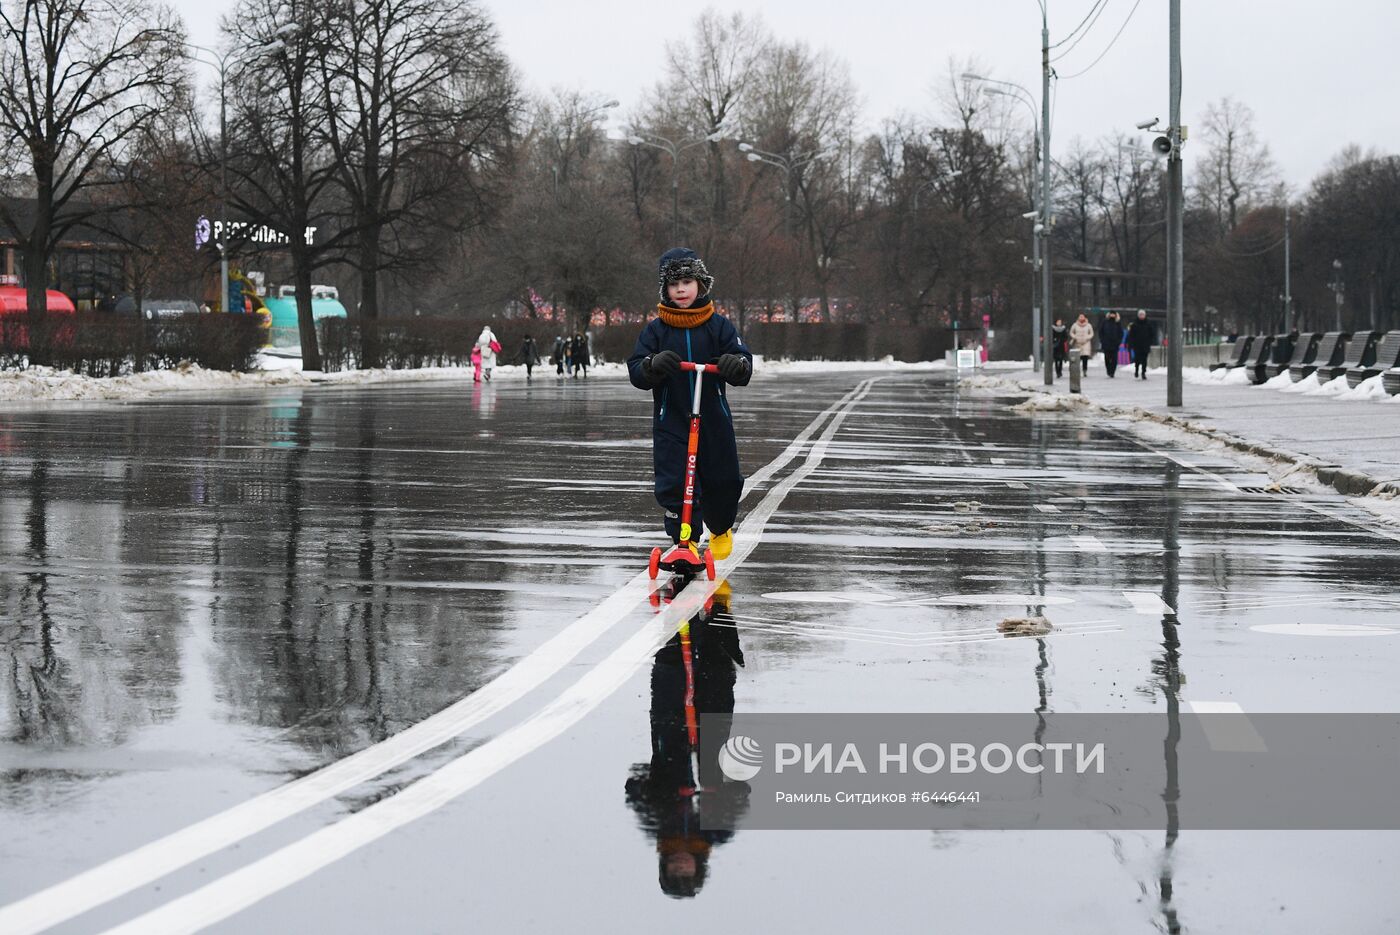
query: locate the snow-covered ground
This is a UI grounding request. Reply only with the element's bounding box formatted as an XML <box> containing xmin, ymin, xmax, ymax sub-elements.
<box><xmin>0</xmin><ymin>353</ymin><xmax>1030</xmax><ymax>403</ymax></box>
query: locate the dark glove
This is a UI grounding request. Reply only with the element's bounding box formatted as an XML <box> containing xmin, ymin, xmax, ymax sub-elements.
<box><xmin>642</xmin><ymin>349</ymin><xmax>681</xmax><ymax>385</ymax></box>
<box><xmin>716</xmin><ymin>353</ymin><xmax>749</xmax><ymax>385</ymax></box>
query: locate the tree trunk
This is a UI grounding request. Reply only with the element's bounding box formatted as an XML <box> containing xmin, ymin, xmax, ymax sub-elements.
<box><xmin>358</xmin><ymin>231</ymin><xmax>381</xmax><ymax>368</ymax></box>
<box><xmin>292</xmin><ymin>245</ymin><xmax>322</xmax><ymax>371</ymax></box>
<box><xmin>23</xmin><ymin>241</ymin><xmax>50</xmax><ymax>367</ymax></box>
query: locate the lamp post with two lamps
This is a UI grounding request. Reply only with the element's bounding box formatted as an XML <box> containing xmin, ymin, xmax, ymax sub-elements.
<box><xmin>627</xmin><ymin>129</ymin><xmax>726</xmax><ymax>242</ymax></box>
<box><xmin>737</xmin><ymin>142</ymin><xmax>826</xmax><ymax>239</ymax></box>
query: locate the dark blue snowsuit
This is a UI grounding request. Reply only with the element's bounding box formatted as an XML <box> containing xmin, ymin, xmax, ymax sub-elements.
<box><xmin>628</xmin><ymin>313</ymin><xmax>753</xmax><ymax>542</ymax></box>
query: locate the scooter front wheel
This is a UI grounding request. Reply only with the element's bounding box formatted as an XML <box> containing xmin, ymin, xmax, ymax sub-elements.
<box><xmin>648</xmin><ymin>547</ymin><xmax>662</xmax><ymax>580</ymax></box>
<box><xmin>704</xmin><ymin>549</ymin><xmax>715</xmax><ymax>581</ymax></box>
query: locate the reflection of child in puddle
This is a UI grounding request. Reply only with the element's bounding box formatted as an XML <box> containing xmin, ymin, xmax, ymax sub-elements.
<box><xmin>625</xmin><ymin>583</ymin><xmax>749</xmax><ymax>898</ymax></box>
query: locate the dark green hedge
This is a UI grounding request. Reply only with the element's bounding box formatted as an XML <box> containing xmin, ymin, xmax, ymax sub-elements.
<box><xmin>0</xmin><ymin>313</ymin><xmax>265</xmax><ymax>374</ymax></box>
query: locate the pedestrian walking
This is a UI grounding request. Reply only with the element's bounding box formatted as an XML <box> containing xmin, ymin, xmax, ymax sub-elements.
<box><xmin>628</xmin><ymin>247</ymin><xmax>752</xmax><ymax>559</ymax></box>
<box><xmin>1100</xmin><ymin>312</ymin><xmax>1124</xmax><ymax>378</ymax></box>
<box><xmin>1069</xmin><ymin>313</ymin><xmax>1094</xmax><ymax>377</ymax></box>
<box><xmin>1051</xmin><ymin>318</ymin><xmax>1069</xmax><ymax>378</ymax></box>
<box><xmin>517</xmin><ymin>334</ymin><xmax>540</xmax><ymax>381</ymax></box>
<box><xmin>1128</xmin><ymin>310</ymin><xmax>1156</xmax><ymax>379</ymax></box>
<box><xmin>553</xmin><ymin>334</ymin><xmax>566</xmax><ymax>378</ymax></box>
<box><xmin>476</xmin><ymin>326</ymin><xmax>500</xmax><ymax>381</ymax></box>
<box><xmin>571</xmin><ymin>332</ymin><xmax>590</xmax><ymax>378</ymax></box>
<box><xmin>471</xmin><ymin>343</ymin><xmax>483</xmax><ymax>383</ymax></box>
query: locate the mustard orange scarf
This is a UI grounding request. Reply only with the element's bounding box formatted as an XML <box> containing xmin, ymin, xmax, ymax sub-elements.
<box><xmin>656</xmin><ymin>301</ymin><xmax>714</xmax><ymax>329</ymax></box>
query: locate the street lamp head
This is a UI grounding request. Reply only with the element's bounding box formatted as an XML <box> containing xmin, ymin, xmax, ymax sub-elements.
<box><xmin>745</xmin><ymin>152</ymin><xmax>761</xmax><ymax>162</ymax></box>
<box><xmin>737</xmin><ymin>142</ymin><xmax>753</xmax><ymax>153</ymax></box>
<box><xmin>259</xmin><ymin>39</ymin><xmax>286</xmax><ymax>55</ymax></box>
<box><xmin>274</xmin><ymin>22</ymin><xmax>299</xmax><ymax>37</ymax></box>
<box><xmin>961</xmin><ymin>72</ymin><xmax>987</xmax><ymax>81</ymax></box>
<box><xmin>626</xmin><ymin>135</ymin><xmax>643</xmax><ymax>145</ymax></box>
<box><xmin>602</xmin><ymin>99</ymin><xmax>620</xmax><ymax>108</ymax></box>
<box><xmin>705</xmin><ymin>131</ymin><xmax>724</xmax><ymax>142</ymax></box>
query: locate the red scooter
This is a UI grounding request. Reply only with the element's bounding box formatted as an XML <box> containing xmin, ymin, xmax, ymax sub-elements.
<box><xmin>648</xmin><ymin>361</ymin><xmax>718</xmax><ymax>582</ymax></box>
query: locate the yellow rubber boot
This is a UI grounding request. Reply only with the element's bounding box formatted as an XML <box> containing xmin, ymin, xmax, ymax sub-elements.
<box><xmin>709</xmin><ymin>527</ymin><xmax>734</xmax><ymax>560</ymax></box>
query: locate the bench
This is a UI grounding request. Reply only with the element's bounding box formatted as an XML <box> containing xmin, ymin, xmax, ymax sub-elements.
<box><xmin>1245</xmin><ymin>334</ymin><xmax>1275</xmax><ymax>384</ymax></box>
<box><xmin>1290</xmin><ymin>331</ymin><xmax>1349</xmax><ymax>382</ymax></box>
<box><xmin>1210</xmin><ymin>335</ymin><xmax>1254</xmax><ymax>371</ymax></box>
<box><xmin>1318</xmin><ymin>330</ymin><xmax>1379</xmax><ymax>383</ymax></box>
<box><xmin>1346</xmin><ymin>330</ymin><xmax>1400</xmax><ymax>387</ymax></box>
<box><xmin>1268</xmin><ymin>332</ymin><xmax>1321</xmax><ymax>378</ymax></box>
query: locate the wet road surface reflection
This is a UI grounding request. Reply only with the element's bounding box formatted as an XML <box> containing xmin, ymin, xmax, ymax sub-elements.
<box><xmin>2</xmin><ymin>373</ymin><xmax>1399</xmax><ymax>933</ymax></box>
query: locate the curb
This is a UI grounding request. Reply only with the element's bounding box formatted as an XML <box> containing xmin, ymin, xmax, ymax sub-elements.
<box><xmin>982</xmin><ymin>377</ymin><xmax>1400</xmax><ymax>501</ymax></box>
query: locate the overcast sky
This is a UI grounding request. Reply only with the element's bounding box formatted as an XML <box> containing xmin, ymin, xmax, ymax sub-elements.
<box><xmin>174</xmin><ymin>0</ymin><xmax>1399</xmax><ymax>188</ymax></box>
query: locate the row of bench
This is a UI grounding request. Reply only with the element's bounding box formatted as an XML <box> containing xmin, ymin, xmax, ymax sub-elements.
<box><xmin>1210</xmin><ymin>330</ymin><xmax>1400</xmax><ymax>393</ymax></box>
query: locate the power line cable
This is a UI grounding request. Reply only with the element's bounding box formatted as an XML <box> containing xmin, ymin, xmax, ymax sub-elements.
<box><xmin>1058</xmin><ymin>0</ymin><xmax>1144</xmax><ymax>79</ymax></box>
<box><xmin>1219</xmin><ymin>235</ymin><xmax>1287</xmax><ymax>257</ymax></box>
<box><xmin>1051</xmin><ymin>0</ymin><xmax>1110</xmax><ymax>55</ymax></box>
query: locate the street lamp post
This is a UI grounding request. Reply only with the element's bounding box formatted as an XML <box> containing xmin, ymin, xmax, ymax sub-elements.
<box><xmin>627</xmin><ymin>129</ymin><xmax>725</xmax><ymax>242</ymax></box>
<box><xmin>1328</xmin><ymin>259</ymin><xmax>1344</xmax><ymax>330</ymax></box>
<box><xmin>739</xmin><ymin>143</ymin><xmax>828</xmax><ymax>240</ymax></box>
<box><xmin>962</xmin><ymin>73</ymin><xmax>1050</xmax><ymax>376</ymax></box>
<box><xmin>1165</xmin><ymin>0</ymin><xmax>1185</xmax><ymax>407</ymax></box>
<box><xmin>187</xmin><ymin>26</ymin><xmax>295</xmax><ymax>314</ymax></box>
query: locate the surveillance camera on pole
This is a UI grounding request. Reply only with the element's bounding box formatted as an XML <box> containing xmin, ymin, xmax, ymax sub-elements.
<box><xmin>1136</xmin><ymin>118</ymin><xmax>1160</xmax><ymax>130</ymax></box>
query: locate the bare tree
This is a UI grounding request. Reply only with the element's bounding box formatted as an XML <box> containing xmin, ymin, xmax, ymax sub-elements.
<box><xmin>658</xmin><ymin>9</ymin><xmax>768</xmax><ymax>225</ymax></box>
<box><xmin>0</xmin><ymin>0</ymin><xmax>185</xmax><ymax>356</ymax></box>
<box><xmin>1192</xmin><ymin>96</ymin><xmax>1277</xmax><ymax>235</ymax></box>
<box><xmin>222</xmin><ymin>0</ymin><xmax>349</xmax><ymax>370</ymax></box>
<box><xmin>316</xmin><ymin>0</ymin><xmax>515</xmax><ymax>365</ymax></box>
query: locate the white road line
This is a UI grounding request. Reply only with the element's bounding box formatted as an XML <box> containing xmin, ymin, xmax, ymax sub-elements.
<box><xmin>1005</xmin><ymin>480</ymin><xmax>1028</xmax><ymax>489</ymax></box>
<box><xmin>1070</xmin><ymin>535</ymin><xmax>1108</xmax><ymax>553</ymax></box>
<box><xmin>101</xmin><ymin>380</ymin><xmax>882</xmax><ymax>935</ymax></box>
<box><xmin>1122</xmin><ymin>591</ymin><xmax>1177</xmax><ymax>616</ymax></box>
<box><xmin>1187</xmin><ymin>700</ymin><xmax>1267</xmax><ymax>752</ymax></box>
<box><xmin>0</xmin><ymin>381</ymin><xmax>874</xmax><ymax>935</ymax></box>
<box><xmin>1034</xmin><ymin>504</ymin><xmax>1059</xmax><ymax>513</ymax></box>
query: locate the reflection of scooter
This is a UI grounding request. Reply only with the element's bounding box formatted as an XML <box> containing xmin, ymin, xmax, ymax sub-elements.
<box><xmin>624</xmin><ymin>584</ymin><xmax>747</xmax><ymax>899</ymax></box>
<box><xmin>648</xmin><ymin>361</ymin><xmax>718</xmax><ymax>583</ymax></box>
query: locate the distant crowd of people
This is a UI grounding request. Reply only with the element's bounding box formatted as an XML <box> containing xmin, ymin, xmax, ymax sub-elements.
<box><xmin>1050</xmin><ymin>309</ymin><xmax>1158</xmax><ymax>380</ymax></box>
<box><xmin>468</xmin><ymin>328</ymin><xmax>593</xmax><ymax>382</ymax></box>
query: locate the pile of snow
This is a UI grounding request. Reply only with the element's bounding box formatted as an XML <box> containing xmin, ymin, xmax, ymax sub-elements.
<box><xmin>0</xmin><ymin>351</ymin><xmax>993</xmax><ymax>403</ymax></box>
<box><xmin>1182</xmin><ymin>366</ymin><xmax>1218</xmax><ymax>385</ymax></box>
<box><xmin>1258</xmin><ymin>370</ymin><xmax>1295</xmax><ymax>389</ymax></box>
<box><xmin>1336</xmin><ymin>374</ymin><xmax>1389</xmax><ymax>401</ymax></box>
<box><xmin>1219</xmin><ymin>366</ymin><xmax>1253</xmax><ymax>385</ymax></box>
<box><xmin>1012</xmin><ymin>393</ymin><xmax>1089</xmax><ymax>412</ymax></box>
<box><xmin>1280</xmin><ymin>372</ymin><xmax>1320</xmax><ymax>394</ymax></box>
<box><xmin>1305</xmin><ymin>374</ymin><xmax>1353</xmax><ymax>397</ymax></box>
<box><xmin>0</xmin><ymin>362</ymin><xmax>311</xmax><ymax>401</ymax></box>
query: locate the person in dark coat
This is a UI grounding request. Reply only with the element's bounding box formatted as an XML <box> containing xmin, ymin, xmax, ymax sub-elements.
<box><xmin>1128</xmin><ymin>309</ymin><xmax>1157</xmax><ymax>379</ymax></box>
<box><xmin>625</xmin><ymin>587</ymin><xmax>748</xmax><ymax>899</ymax></box>
<box><xmin>1051</xmin><ymin>318</ymin><xmax>1069</xmax><ymax>377</ymax></box>
<box><xmin>628</xmin><ymin>247</ymin><xmax>753</xmax><ymax>558</ymax></box>
<box><xmin>516</xmin><ymin>334</ymin><xmax>540</xmax><ymax>380</ymax></box>
<box><xmin>571</xmin><ymin>331</ymin><xmax>591</xmax><ymax>378</ymax></box>
<box><xmin>1100</xmin><ymin>312</ymin><xmax>1124</xmax><ymax>378</ymax></box>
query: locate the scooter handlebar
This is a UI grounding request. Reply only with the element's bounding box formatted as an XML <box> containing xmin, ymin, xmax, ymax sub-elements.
<box><xmin>678</xmin><ymin>362</ymin><xmax>720</xmax><ymax>374</ymax></box>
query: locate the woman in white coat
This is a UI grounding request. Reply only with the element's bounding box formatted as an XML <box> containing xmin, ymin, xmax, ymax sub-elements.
<box><xmin>476</xmin><ymin>326</ymin><xmax>500</xmax><ymax>381</ymax></box>
<box><xmin>1068</xmin><ymin>313</ymin><xmax>1095</xmax><ymax>377</ymax></box>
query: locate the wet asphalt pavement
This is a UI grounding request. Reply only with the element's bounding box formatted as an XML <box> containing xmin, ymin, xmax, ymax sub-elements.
<box><xmin>2</xmin><ymin>370</ymin><xmax>1399</xmax><ymax>934</ymax></box>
